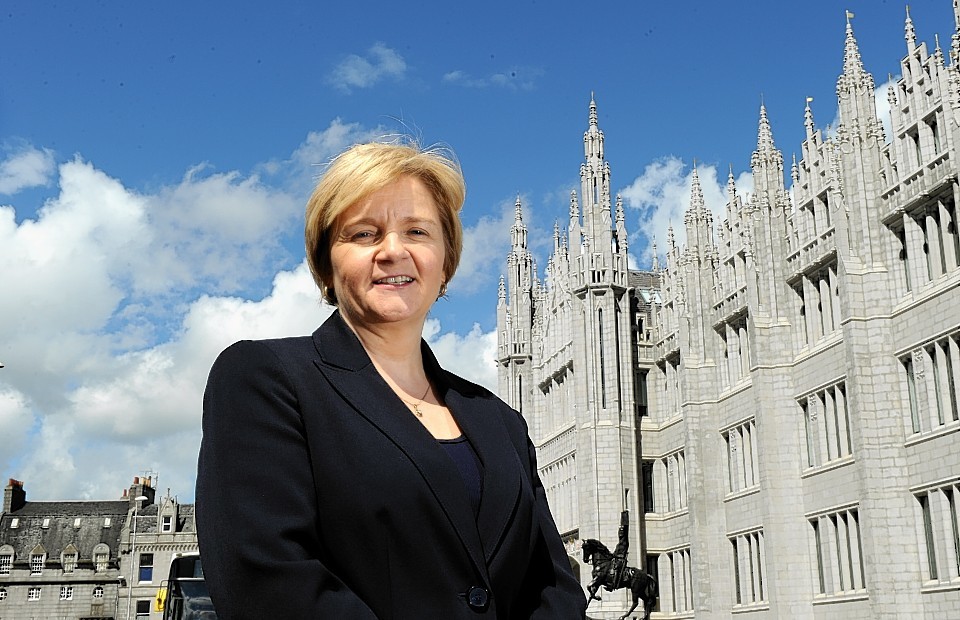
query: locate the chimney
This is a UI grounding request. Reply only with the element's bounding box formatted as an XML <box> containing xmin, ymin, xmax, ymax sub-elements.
<box><xmin>127</xmin><ymin>475</ymin><xmax>156</xmax><ymax>508</ymax></box>
<box><xmin>3</xmin><ymin>478</ymin><xmax>26</xmax><ymax>513</ymax></box>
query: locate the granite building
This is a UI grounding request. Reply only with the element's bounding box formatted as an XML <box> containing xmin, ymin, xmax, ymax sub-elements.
<box><xmin>498</xmin><ymin>5</ymin><xmax>960</xmax><ymax>618</ymax></box>
<box><xmin>0</xmin><ymin>477</ymin><xmax>200</xmax><ymax>620</ymax></box>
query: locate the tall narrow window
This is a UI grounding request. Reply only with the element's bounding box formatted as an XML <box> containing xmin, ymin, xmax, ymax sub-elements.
<box><xmin>812</xmin><ymin>519</ymin><xmax>825</xmax><ymax>594</ymax></box>
<box><xmin>920</xmin><ymin>494</ymin><xmax>939</xmax><ymax>579</ymax></box>
<box><xmin>0</xmin><ymin>553</ymin><xmax>11</xmax><ymax>575</ymax></box>
<box><xmin>943</xmin><ymin>339</ymin><xmax>959</xmax><ymax>422</ymax></box>
<box><xmin>929</xmin><ymin>345</ymin><xmax>945</xmax><ymax>425</ymax></box>
<box><xmin>598</xmin><ymin>309</ymin><xmax>606</xmax><ymax>408</ymax></box>
<box><xmin>946</xmin><ymin>488</ymin><xmax>959</xmax><ymax>576</ymax></box>
<box><xmin>898</xmin><ymin>228</ymin><xmax>912</xmax><ymax>292</ymax></box>
<box><xmin>641</xmin><ymin>461</ymin><xmax>655</xmax><ymax>513</ymax></box>
<box><xmin>904</xmin><ymin>357</ymin><xmax>921</xmax><ymax>433</ymax></box>
<box><xmin>732</xmin><ymin>541</ymin><xmax>741</xmax><ymax>605</ymax></box>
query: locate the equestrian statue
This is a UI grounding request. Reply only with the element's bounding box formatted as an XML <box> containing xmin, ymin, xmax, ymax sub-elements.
<box><xmin>581</xmin><ymin>510</ymin><xmax>658</xmax><ymax>620</ymax></box>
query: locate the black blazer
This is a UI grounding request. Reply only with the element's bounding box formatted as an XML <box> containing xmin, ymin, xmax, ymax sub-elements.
<box><xmin>196</xmin><ymin>311</ymin><xmax>586</xmax><ymax>619</ymax></box>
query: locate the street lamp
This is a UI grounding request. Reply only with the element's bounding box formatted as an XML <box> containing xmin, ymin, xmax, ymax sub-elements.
<box><xmin>125</xmin><ymin>495</ymin><xmax>149</xmax><ymax>620</ymax></box>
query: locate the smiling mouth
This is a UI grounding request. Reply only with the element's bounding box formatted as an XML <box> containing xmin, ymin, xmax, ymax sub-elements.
<box><xmin>375</xmin><ymin>276</ymin><xmax>414</xmax><ymax>284</ymax></box>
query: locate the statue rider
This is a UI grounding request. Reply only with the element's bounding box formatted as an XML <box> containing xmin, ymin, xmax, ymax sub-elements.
<box><xmin>605</xmin><ymin>510</ymin><xmax>629</xmax><ymax>589</ymax></box>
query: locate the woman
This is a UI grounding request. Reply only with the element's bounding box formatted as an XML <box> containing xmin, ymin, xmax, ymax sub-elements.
<box><xmin>196</xmin><ymin>141</ymin><xmax>586</xmax><ymax>619</ymax></box>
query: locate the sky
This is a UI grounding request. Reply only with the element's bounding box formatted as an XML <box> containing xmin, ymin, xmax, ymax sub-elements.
<box><xmin>1</xmin><ymin>1</ymin><xmax>956</xmax><ymax>502</ymax></box>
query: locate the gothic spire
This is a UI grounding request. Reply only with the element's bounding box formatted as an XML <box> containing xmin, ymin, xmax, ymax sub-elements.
<box><xmin>841</xmin><ymin>14</ymin><xmax>867</xmax><ymax>85</ymax></box>
<box><xmin>498</xmin><ymin>275</ymin><xmax>506</xmax><ymax>305</ymax></box>
<box><xmin>727</xmin><ymin>165</ymin><xmax>737</xmax><ymax>201</ymax></box>
<box><xmin>511</xmin><ymin>195</ymin><xmax>528</xmax><ymax>250</ymax></box>
<box><xmin>651</xmin><ymin>237</ymin><xmax>660</xmax><ymax>271</ymax></box>
<box><xmin>804</xmin><ymin>98</ymin><xmax>815</xmax><ymax>137</ymax></box>
<box><xmin>686</xmin><ymin>165</ymin><xmax>707</xmax><ymax>223</ymax></box>
<box><xmin>905</xmin><ymin>5</ymin><xmax>917</xmax><ymax>52</ymax></box>
<box><xmin>757</xmin><ymin>104</ymin><xmax>776</xmax><ymax>159</ymax></box>
<box><xmin>615</xmin><ymin>194</ymin><xmax>625</xmax><ymax>226</ymax></box>
<box><xmin>589</xmin><ymin>91</ymin><xmax>598</xmax><ymax>128</ymax></box>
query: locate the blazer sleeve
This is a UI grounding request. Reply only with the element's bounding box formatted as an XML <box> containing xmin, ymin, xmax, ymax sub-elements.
<box><xmin>196</xmin><ymin>340</ymin><xmax>378</xmax><ymax>620</ymax></box>
<box><xmin>516</xmin><ymin>414</ymin><xmax>588</xmax><ymax>618</ymax></box>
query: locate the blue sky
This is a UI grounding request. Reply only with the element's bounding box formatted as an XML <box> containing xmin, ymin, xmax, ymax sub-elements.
<box><xmin>1</xmin><ymin>1</ymin><xmax>955</xmax><ymax>500</ymax></box>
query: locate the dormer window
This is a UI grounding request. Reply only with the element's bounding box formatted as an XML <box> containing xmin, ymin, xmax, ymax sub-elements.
<box><xmin>161</xmin><ymin>515</ymin><xmax>173</xmax><ymax>533</ymax></box>
<box><xmin>103</xmin><ymin>517</ymin><xmax>111</xmax><ymax>528</ymax></box>
<box><xmin>62</xmin><ymin>546</ymin><xmax>78</xmax><ymax>573</ymax></box>
<box><xmin>41</xmin><ymin>518</ymin><xmax>50</xmax><ymax>529</ymax></box>
<box><xmin>30</xmin><ymin>552</ymin><xmax>45</xmax><ymax>575</ymax></box>
<box><xmin>9</xmin><ymin>518</ymin><xmax>18</xmax><ymax>529</ymax></box>
<box><xmin>74</xmin><ymin>517</ymin><xmax>81</xmax><ymax>528</ymax></box>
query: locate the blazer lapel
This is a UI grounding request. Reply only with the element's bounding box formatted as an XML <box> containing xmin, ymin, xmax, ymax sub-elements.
<box><xmin>311</xmin><ymin>312</ymin><xmax>489</xmax><ymax>577</ymax></box>
<box><xmin>425</xmin><ymin>351</ymin><xmax>523</xmax><ymax>564</ymax></box>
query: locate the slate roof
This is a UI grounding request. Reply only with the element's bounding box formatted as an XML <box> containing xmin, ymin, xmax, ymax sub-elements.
<box><xmin>0</xmin><ymin>500</ymin><xmax>129</xmax><ymax>560</ymax></box>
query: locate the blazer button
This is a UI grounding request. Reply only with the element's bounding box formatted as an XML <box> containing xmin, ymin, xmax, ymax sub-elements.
<box><xmin>465</xmin><ymin>586</ymin><xmax>489</xmax><ymax>611</ymax></box>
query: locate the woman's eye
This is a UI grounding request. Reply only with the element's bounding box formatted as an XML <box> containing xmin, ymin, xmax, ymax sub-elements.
<box><xmin>352</xmin><ymin>231</ymin><xmax>375</xmax><ymax>240</ymax></box>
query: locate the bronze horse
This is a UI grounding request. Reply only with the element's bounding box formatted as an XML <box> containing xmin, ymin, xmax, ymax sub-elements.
<box><xmin>581</xmin><ymin>538</ymin><xmax>658</xmax><ymax>620</ymax></box>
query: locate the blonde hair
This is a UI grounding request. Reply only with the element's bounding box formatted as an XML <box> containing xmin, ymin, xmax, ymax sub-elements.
<box><xmin>305</xmin><ymin>141</ymin><xmax>466</xmax><ymax>304</ymax></box>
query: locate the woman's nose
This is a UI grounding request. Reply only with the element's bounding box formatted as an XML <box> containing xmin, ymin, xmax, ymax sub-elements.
<box><xmin>376</xmin><ymin>231</ymin><xmax>408</xmax><ymax>259</ymax></box>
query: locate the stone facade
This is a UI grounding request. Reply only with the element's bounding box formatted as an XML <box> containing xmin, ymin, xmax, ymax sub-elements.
<box><xmin>0</xmin><ymin>477</ymin><xmax>200</xmax><ymax>620</ymax></box>
<box><xmin>498</xmin><ymin>6</ymin><xmax>960</xmax><ymax>619</ymax></box>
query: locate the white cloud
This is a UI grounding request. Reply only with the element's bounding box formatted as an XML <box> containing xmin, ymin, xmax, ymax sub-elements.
<box><xmin>424</xmin><ymin>319</ymin><xmax>498</xmax><ymax>394</ymax></box>
<box><xmin>620</xmin><ymin>157</ymin><xmax>752</xmax><ymax>264</ymax></box>
<box><xmin>455</xmin><ymin>197</ymin><xmax>519</xmax><ymax>294</ymax></box>
<box><xmin>443</xmin><ymin>66</ymin><xmax>542</xmax><ymax>91</ymax></box>
<box><xmin>0</xmin><ymin>124</ymin><xmax>508</xmax><ymax>501</ymax></box>
<box><xmin>6</xmin><ymin>261</ymin><xmax>330</xmax><ymax>500</ymax></box>
<box><xmin>328</xmin><ymin>43</ymin><xmax>407</xmax><ymax>93</ymax></box>
<box><xmin>0</xmin><ymin>144</ymin><xmax>55</xmax><ymax>195</ymax></box>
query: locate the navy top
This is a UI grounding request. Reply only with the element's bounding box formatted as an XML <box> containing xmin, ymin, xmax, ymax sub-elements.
<box><xmin>438</xmin><ymin>435</ymin><xmax>483</xmax><ymax>516</ymax></box>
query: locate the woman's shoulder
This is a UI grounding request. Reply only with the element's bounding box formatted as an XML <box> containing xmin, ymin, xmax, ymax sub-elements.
<box><xmin>210</xmin><ymin>335</ymin><xmax>316</xmax><ymax>376</ymax></box>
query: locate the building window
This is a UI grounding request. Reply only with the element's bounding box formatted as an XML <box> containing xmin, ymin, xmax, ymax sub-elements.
<box><xmin>902</xmin><ymin>333</ymin><xmax>960</xmax><ymax>435</ymax></box>
<box><xmin>27</xmin><ymin>586</ymin><xmax>41</xmax><ymax>601</ymax></box>
<box><xmin>74</xmin><ymin>517</ymin><xmax>82</xmax><ymax>528</ymax></box>
<box><xmin>0</xmin><ymin>553</ymin><xmax>11</xmax><ymax>575</ymax></box>
<box><xmin>103</xmin><ymin>517</ymin><xmax>111</xmax><ymax>528</ymax></box>
<box><xmin>93</xmin><ymin>585</ymin><xmax>104</xmax><ymax>599</ymax></box>
<box><xmin>30</xmin><ymin>552</ymin><xmax>45</xmax><ymax>575</ymax></box>
<box><xmin>59</xmin><ymin>585</ymin><xmax>73</xmax><ymax>600</ymax></box>
<box><xmin>664</xmin><ymin>450</ymin><xmax>687</xmax><ymax>512</ymax></box>
<box><xmin>0</xmin><ymin>587</ymin><xmax>7</xmax><ymax>601</ymax></box>
<box><xmin>63</xmin><ymin>552</ymin><xmax>78</xmax><ymax>573</ymax></box>
<box><xmin>94</xmin><ymin>551</ymin><xmax>108</xmax><ymax>572</ymax></box>
<box><xmin>662</xmin><ymin>547</ymin><xmax>693</xmax><ymax>613</ymax></box>
<box><xmin>138</xmin><ymin>553</ymin><xmax>154</xmax><ymax>583</ymax></box>
<box><xmin>9</xmin><ymin>517</ymin><xmax>18</xmax><ymax>529</ymax></box>
<box><xmin>810</xmin><ymin>506</ymin><xmax>866</xmax><ymax>594</ymax></box>
<box><xmin>723</xmin><ymin>417</ymin><xmax>759</xmax><ymax>493</ymax></box>
<box><xmin>915</xmin><ymin>483</ymin><xmax>960</xmax><ymax>584</ymax></box>
<box><xmin>136</xmin><ymin>599</ymin><xmax>151</xmax><ymax>619</ymax></box>
<box><xmin>919</xmin><ymin>493</ymin><xmax>938</xmax><ymax>580</ymax></box>
<box><xmin>161</xmin><ymin>514</ymin><xmax>174</xmax><ymax>533</ymax></box>
<box><xmin>641</xmin><ymin>461</ymin><xmax>655</xmax><ymax>513</ymax></box>
<box><xmin>800</xmin><ymin>381</ymin><xmax>852</xmax><ymax>469</ymax></box>
<box><xmin>41</xmin><ymin>517</ymin><xmax>50</xmax><ymax>528</ymax></box>
<box><xmin>730</xmin><ymin>530</ymin><xmax>766</xmax><ymax>606</ymax></box>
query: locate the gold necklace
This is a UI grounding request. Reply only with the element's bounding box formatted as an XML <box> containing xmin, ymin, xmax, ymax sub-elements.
<box><xmin>403</xmin><ymin>383</ymin><xmax>431</xmax><ymax>417</ymax></box>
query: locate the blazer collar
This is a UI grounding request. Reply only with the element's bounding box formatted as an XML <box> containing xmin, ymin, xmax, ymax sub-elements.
<box><xmin>311</xmin><ymin>312</ymin><xmax>522</xmax><ymax>572</ymax></box>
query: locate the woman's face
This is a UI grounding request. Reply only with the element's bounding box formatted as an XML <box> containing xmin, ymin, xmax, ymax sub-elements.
<box><xmin>329</xmin><ymin>175</ymin><xmax>446</xmax><ymax>332</ymax></box>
